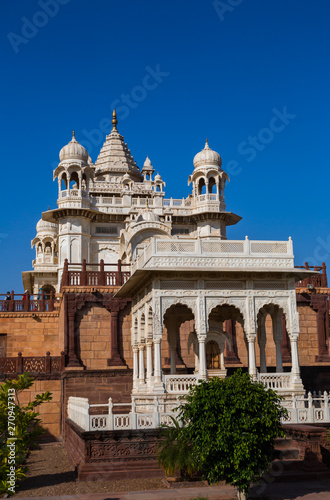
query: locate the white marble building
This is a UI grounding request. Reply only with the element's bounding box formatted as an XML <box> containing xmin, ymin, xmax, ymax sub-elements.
<box><xmin>23</xmin><ymin>110</ymin><xmax>314</xmax><ymax>409</ymax></box>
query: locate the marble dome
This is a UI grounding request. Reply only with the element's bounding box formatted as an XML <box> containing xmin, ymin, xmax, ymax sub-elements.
<box><xmin>36</xmin><ymin>219</ymin><xmax>58</xmax><ymax>233</ymax></box>
<box><xmin>193</xmin><ymin>139</ymin><xmax>222</xmax><ymax>169</ymax></box>
<box><xmin>59</xmin><ymin>132</ymin><xmax>89</xmax><ymax>162</ymax></box>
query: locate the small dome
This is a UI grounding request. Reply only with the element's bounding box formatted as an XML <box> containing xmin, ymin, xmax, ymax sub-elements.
<box><xmin>123</xmin><ymin>173</ymin><xmax>131</xmax><ymax>182</ymax></box>
<box><xmin>36</xmin><ymin>219</ymin><xmax>58</xmax><ymax>233</ymax></box>
<box><xmin>142</xmin><ymin>156</ymin><xmax>152</xmax><ymax>170</ymax></box>
<box><xmin>193</xmin><ymin>139</ymin><xmax>222</xmax><ymax>169</ymax></box>
<box><xmin>59</xmin><ymin>132</ymin><xmax>89</xmax><ymax>162</ymax></box>
<box><xmin>154</xmin><ymin>172</ymin><xmax>162</xmax><ymax>181</ymax></box>
<box><xmin>137</xmin><ymin>210</ymin><xmax>159</xmax><ymax>223</ymax></box>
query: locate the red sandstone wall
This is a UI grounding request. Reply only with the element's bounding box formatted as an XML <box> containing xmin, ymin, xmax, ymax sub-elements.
<box><xmin>76</xmin><ymin>303</ymin><xmax>132</xmax><ymax>370</ymax></box>
<box><xmin>0</xmin><ymin>313</ymin><xmax>60</xmax><ymax>357</ymax></box>
<box><xmin>17</xmin><ymin>379</ymin><xmax>61</xmax><ymax>437</ymax></box>
<box><xmin>76</xmin><ymin>304</ymin><xmax>111</xmax><ymax>370</ymax></box>
<box><xmin>297</xmin><ymin>304</ymin><xmax>319</xmax><ymax>365</ymax></box>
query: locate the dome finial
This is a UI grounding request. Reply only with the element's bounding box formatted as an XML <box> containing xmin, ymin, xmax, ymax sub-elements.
<box><xmin>205</xmin><ymin>138</ymin><xmax>209</xmax><ymax>149</ymax></box>
<box><xmin>112</xmin><ymin>109</ymin><xmax>118</xmax><ymax>130</ymax></box>
<box><xmin>73</xmin><ymin>130</ymin><xmax>75</xmax><ymax>137</ymax></box>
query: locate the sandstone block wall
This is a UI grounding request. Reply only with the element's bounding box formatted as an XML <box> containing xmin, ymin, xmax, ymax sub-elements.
<box><xmin>76</xmin><ymin>303</ymin><xmax>132</xmax><ymax>370</ymax></box>
<box><xmin>15</xmin><ymin>379</ymin><xmax>61</xmax><ymax>438</ymax></box>
<box><xmin>0</xmin><ymin>313</ymin><xmax>60</xmax><ymax>357</ymax></box>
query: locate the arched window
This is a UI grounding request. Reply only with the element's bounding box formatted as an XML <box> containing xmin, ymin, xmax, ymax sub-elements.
<box><xmin>41</xmin><ymin>284</ymin><xmax>55</xmax><ymax>300</ymax></box>
<box><xmin>156</xmin><ymin>184</ymin><xmax>161</xmax><ymax>192</ymax></box>
<box><xmin>206</xmin><ymin>340</ymin><xmax>220</xmax><ymax>369</ymax></box>
<box><xmin>61</xmin><ymin>173</ymin><xmax>68</xmax><ymax>191</ymax></box>
<box><xmin>198</xmin><ymin>178</ymin><xmax>206</xmax><ymax>195</ymax></box>
<box><xmin>208</xmin><ymin>177</ymin><xmax>216</xmax><ymax>194</ymax></box>
<box><xmin>69</xmin><ymin>171</ymin><xmax>79</xmax><ymax>190</ymax></box>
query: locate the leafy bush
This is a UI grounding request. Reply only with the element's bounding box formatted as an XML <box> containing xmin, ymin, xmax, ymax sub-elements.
<box><xmin>0</xmin><ymin>374</ymin><xmax>52</xmax><ymax>496</ymax></box>
<box><xmin>176</xmin><ymin>370</ymin><xmax>287</xmax><ymax>497</ymax></box>
<box><xmin>157</xmin><ymin>416</ymin><xmax>197</xmax><ymax>480</ymax></box>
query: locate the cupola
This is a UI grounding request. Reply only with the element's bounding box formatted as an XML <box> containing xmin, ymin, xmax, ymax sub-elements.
<box><xmin>193</xmin><ymin>139</ymin><xmax>222</xmax><ymax>169</ymax></box>
<box><xmin>59</xmin><ymin>132</ymin><xmax>89</xmax><ymax>162</ymax></box>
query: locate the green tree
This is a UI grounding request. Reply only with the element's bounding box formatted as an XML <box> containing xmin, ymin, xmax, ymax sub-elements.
<box><xmin>0</xmin><ymin>374</ymin><xmax>52</xmax><ymax>496</ymax></box>
<box><xmin>177</xmin><ymin>370</ymin><xmax>287</xmax><ymax>499</ymax></box>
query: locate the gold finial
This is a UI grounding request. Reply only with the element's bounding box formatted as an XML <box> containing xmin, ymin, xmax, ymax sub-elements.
<box><xmin>72</xmin><ymin>130</ymin><xmax>75</xmax><ymax>137</ymax></box>
<box><xmin>112</xmin><ymin>109</ymin><xmax>118</xmax><ymax>130</ymax></box>
<box><xmin>205</xmin><ymin>138</ymin><xmax>209</xmax><ymax>149</ymax></box>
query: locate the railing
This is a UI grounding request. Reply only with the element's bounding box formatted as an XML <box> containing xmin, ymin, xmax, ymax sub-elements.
<box><xmin>68</xmin><ymin>396</ymin><xmax>179</xmax><ymax>432</ymax></box>
<box><xmin>283</xmin><ymin>392</ymin><xmax>330</xmax><ymax>424</ymax></box>
<box><xmin>60</xmin><ymin>259</ymin><xmax>131</xmax><ymax>289</ymax></box>
<box><xmin>0</xmin><ymin>352</ymin><xmax>65</xmax><ymax>374</ymax></box>
<box><xmin>163</xmin><ymin>198</ymin><xmax>192</xmax><ymax>207</ymax></box>
<box><xmin>258</xmin><ymin>372</ymin><xmax>292</xmax><ymax>391</ymax></box>
<box><xmin>295</xmin><ymin>262</ymin><xmax>327</xmax><ymax>288</ymax></box>
<box><xmin>0</xmin><ymin>291</ymin><xmax>56</xmax><ymax>313</ymax></box>
<box><xmin>164</xmin><ymin>374</ymin><xmax>198</xmax><ymax>394</ymax></box>
<box><xmin>68</xmin><ymin>389</ymin><xmax>330</xmax><ymax>431</ymax></box>
<box><xmin>132</xmin><ymin>236</ymin><xmax>294</xmax><ymax>273</ymax></box>
<box><xmin>59</xmin><ymin>189</ymin><xmax>88</xmax><ymax>199</ymax></box>
<box><xmin>197</xmin><ymin>194</ymin><xmax>219</xmax><ymax>203</ymax></box>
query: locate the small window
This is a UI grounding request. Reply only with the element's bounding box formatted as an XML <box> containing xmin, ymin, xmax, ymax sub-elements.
<box><xmin>172</xmin><ymin>228</ymin><xmax>190</xmax><ymax>235</ymax></box>
<box><xmin>95</xmin><ymin>226</ymin><xmax>118</xmax><ymax>235</ymax></box>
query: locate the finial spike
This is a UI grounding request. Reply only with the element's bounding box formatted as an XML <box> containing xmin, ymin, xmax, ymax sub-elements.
<box><xmin>205</xmin><ymin>138</ymin><xmax>209</xmax><ymax>149</ymax></box>
<box><xmin>72</xmin><ymin>130</ymin><xmax>75</xmax><ymax>137</ymax></box>
<box><xmin>112</xmin><ymin>109</ymin><xmax>118</xmax><ymax>130</ymax></box>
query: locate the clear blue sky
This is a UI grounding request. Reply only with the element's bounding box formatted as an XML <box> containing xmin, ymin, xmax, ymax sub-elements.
<box><xmin>1</xmin><ymin>0</ymin><xmax>330</xmax><ymax>292</ymax></box>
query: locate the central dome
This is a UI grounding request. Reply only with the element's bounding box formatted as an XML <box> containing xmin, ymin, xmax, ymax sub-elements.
<box><xmin>193</xmin><ymin>139</ymin><xmax>222</xmax><ymax>169</ymax></box>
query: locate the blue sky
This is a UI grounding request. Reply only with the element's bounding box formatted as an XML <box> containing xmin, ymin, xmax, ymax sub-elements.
<box><xmin>0</xmin><ymin>0</ymin><xmax>330</xmax><ymax>292</ymax></box>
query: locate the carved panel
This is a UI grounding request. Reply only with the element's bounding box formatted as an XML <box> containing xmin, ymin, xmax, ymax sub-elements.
<box><xmin>254</xmin><ymin>297</ymin><xmax>291</xmax><ymax>332</ymax></box>
<box><xmin>206</xmin><ymin>297</ymin><xmax>247</xmax><ymax>326</ymax></box>
<box><xmin>161</xmin><ymin>297</ymin><xmax>198</xmax><ymax>322</ymax></box>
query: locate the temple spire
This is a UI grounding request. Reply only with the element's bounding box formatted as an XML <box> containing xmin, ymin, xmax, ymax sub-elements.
<box><xmin>112</xmin><ymin>109</ymin><xmax>118</xmax><ymax>130</ymax></box>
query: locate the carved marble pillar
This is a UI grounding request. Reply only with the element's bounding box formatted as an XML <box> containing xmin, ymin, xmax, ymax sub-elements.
<box><xmin>153</xmin><ymin>339</ymin><xmax>162</xmax><ymax>383</ymax></box>
<box><xmin>138</xmin><ymin>342</ymin><xmax>145</xmax><ymax>384</ymax></box>
<box><xmin>198</xmin><ymin>337</ymin><xmax>207</xmax><ymax>380</ymax></box>
<box><xmin>281</xmin><ymin>313</ymin><xmax>291</xmax><ymax>362</ymax></box>
<box><xmin>146</xmin><ymin>340</ymin><xmax>153</xmax><ymax>385</ymax></box>
<box><xmin>133</xmin><ymin>345</ymin><xmax>139</xmax><ymax>389</ymax></box>
<box><xmin>220</xmin><ymin>351</ymin><xmax>225</xmax><ymax>370</ymax></box>
<box><xmin>289</xmin><ymin>333</ymin><xmax>305</xmax><ymax>393</ymax></box>
<box><xmin>290</xmin><ymin>335</ymin><xmax>300</xmax><ymax>378</ymax></box>
<box><xmin>247</xmin><ymin>334</ymin><xmax>257</xmax><ymax>379</ymax></box>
